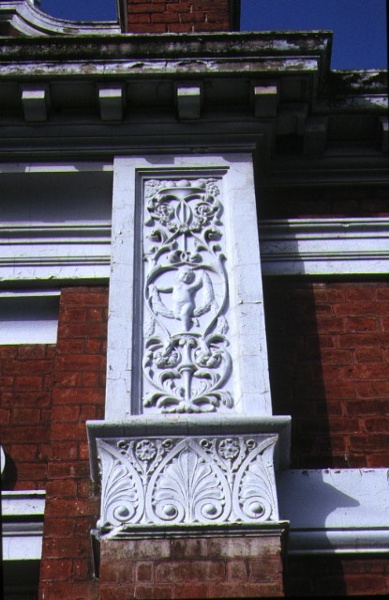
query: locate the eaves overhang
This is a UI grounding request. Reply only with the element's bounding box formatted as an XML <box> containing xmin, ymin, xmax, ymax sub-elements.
<box><xmin>0</xmin><ymin>32</ymin><xmax>385</xmax><ymax>165</ymax></box>
<box><xmin>0</xmin><ymin>32</ymin><xmax>386</xmax><ymax>113</ymax></box>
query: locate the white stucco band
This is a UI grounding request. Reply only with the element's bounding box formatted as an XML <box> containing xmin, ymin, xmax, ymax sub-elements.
<box><xmin>2</xmin><ymin>490</ymin><xmax>45</xmax><ymax>561</ymax></box>
<box><xmin>106</xmin><ymin>154</ymin><xmax>273</xmax><ymax>420</ymax></box>
<box><xmin>277</xmin><ymin>469</ymin><xmax>389</xmax><ymax>554</ymax></box>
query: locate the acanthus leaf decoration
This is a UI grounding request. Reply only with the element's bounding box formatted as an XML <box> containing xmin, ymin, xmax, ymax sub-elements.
<box><xmin>146</xmin><ymin>439</ymin><xmax>231</xmax><ymax>525</ymax></box>
<box><xmin>96</xmin><ymin>435</ymin><xmax>279</xmax><ymax>533</ymax></box>
<box><xmin>98</xmin><ymin>440</ymin><xmax>144</xmax><ymax>529</ymax></box>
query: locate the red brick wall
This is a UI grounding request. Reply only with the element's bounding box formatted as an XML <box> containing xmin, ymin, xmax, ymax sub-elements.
<box><xmin>99</xmin><ymin>535</ymin><xmax>285</xmax><ymax>598</ymax></box>
<box><xmin>260</xmin><ymin>185</ymin><xmax>389</xmax><ymax>219</ymax></box>
<box><xmin>263</xmin><ymin>279</ymin><xmax>389</xmax><ymax>468</ymax></box>
<box><xmin>285</xmin><ymin>555</ymin><xmax>389</xmax><ymax>597</ymax></box>
<box><xmin>39</xmin><ymin>286</ymin><xmax>108</xmax><ymax>600</ymax></box>
<box><xmin>0</xmin><ymin>344</ymin><xmax>54</xmax><ymax>490</ymax></box>
<box><xmin>127</xmin><ymin>0</ymin><xmax>231</xmax><ymax>33</ymax></box>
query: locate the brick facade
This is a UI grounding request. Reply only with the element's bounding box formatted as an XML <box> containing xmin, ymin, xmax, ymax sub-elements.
<box><xmin>99</xmin><ymin>534</ymin><xmax>285</xmax><ymax>598</ymax></box>
<box><xmin>285</xmin><ymin>556</ymin><xmax>389</xmax><ymax>597</ymax></box>
<box><xmin>1</xmin><ymin>344</ymin><xmax>54</xmax><ymax>490</ymax></box>
<box><xmin>3</xmin><ymin>269</ymin><xmax>389</xmax><ymax>599</ymax></box>
<box><xmin>1</xmin><ymin>2</ymin><xmax>388</xmax><ymax>598</ymax></box>
<box><xmin>2</xmin><ymin>269</ymin><xmax>389</xmax><ymax>599</ymax></box>
<box><xmin>264</xmin><ymin>279</ymin><xmax>389</xmax><ymax>468</ymax></box>
<box><xmin>38</xmin><ymin>287</ymin><xmax>108</xmax><ymax>600</ymax></box>
<box><xmin>127</xmin><ymin>0</ymin><xmax>231</xmax><ymax>33</ymax></box>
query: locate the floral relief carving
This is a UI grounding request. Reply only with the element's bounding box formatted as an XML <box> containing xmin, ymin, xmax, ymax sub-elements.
<box><xmin>142</xmin><ymin>176</ymin><xmax>233</xmax><ymax>413</ymax></box>
<box><xmin>97</xmin><ymin>434</ymin><xmax>279</xmax><ymax>532</ymax></box>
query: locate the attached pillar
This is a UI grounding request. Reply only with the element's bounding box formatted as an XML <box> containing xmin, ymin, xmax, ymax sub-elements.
<box><xmin>87</xmin><ymin>154</ymin><xmax>291</xmax><ymax>598</ymax></box>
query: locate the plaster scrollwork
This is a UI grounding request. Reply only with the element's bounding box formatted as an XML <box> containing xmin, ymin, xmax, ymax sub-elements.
<box><xmin>97</xmin><ymin>434</ymin><xmax>279</xmax><ymax>532</ymax></box>
<box><xmin>142</xmin><ymin>176</ymin><xmax>233</xmax><ymax>414</ymax></box>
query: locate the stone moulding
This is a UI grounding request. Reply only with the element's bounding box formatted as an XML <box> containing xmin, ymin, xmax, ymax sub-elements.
<box><xmin>87</xmin><ymin>415</ymin><xmax>291</xmax><ymax>537</ymax></box>
<box><xmin>96</xmin><ymin>433</ymin><xmax>280</xmax><ymax>534</ymax></box>
<box><xmin>260</xmin><ymin>217</ymin><xmax>389</xmax><ymax>275</ymax></box>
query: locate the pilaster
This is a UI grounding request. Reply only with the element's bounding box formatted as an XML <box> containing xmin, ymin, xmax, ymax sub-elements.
<box><xmin>87</xmin><ymin>154</ymin><xmax>291</xmax><ymax>597</ymax></box>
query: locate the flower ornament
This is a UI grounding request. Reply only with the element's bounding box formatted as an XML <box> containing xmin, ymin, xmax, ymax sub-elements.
<box><xmin>218</xmin><ymin>438</ymin><xmax>240</xmax><ymax>460</ymax></box>
<box><xmin>135</xmin><ymin>440</ymin><xmax>157</xmax><ymax>461</ymax></box>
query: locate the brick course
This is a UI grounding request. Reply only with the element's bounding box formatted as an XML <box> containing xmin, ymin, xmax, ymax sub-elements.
<box><xmin>263</xmin><ymin>279</ymin><xmax>389</xmax><ymax>468</ymax></box>
<box><xmin>39</xmin><ymin>286</ymin><xmax>108</xmax><ymax>600</ymax></box>
<box><xmin>127</xmin><ymin>0</ymin><xmax>231</xmax><ymax>33</ymax></box>
<box><xmin>285</xmin><ymin>555</ymin><xmax>389</xmax><ymax>596</ymax></box>
<box><xmin>0</xmin><ymin>344</ymin><xmax>54</xmax><ymax>490</ymax></box>
<box><xmin>99</xmin><ymin>534</ymin><xmax>285</xmax><ymax>598</ymax></box>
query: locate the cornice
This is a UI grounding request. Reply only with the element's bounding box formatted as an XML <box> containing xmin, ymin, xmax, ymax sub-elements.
<box><xmin>0</xmin><ymin>30</ymin><xmax>332</xmax><ymax>60</ymax></box>
<box><xmin>260</xmin><ymin>217</ymin><xmax>389</xmax><ymax>276</ymax></box>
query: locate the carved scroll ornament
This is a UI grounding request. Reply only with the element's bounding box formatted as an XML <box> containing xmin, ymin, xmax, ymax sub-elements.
<box><xmin>143</xmin><ymin>177</ymin><xmax>233</xmax><ymax>413</ymax></box>
<box><xmin>97</xmin><ymin>434</ymin><xmax>279</xmax><ymax>532</ymax></box>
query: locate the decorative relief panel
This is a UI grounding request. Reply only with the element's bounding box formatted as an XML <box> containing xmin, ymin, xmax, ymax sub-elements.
<box><xmin>97</xmin><ymin>434</ymin><xmax>279</xmax><ymax>532</ymax></box>
<box><xmin>142</xmin><ymin>176</ymin><xmax>233</xmax><ymax>414</ymax></box>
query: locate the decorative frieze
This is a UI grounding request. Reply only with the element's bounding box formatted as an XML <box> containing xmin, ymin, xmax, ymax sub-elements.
<box><xmin>97</xmin><ymin>433</ymin><xmax>279</xmax><ymax>533</ymax></box>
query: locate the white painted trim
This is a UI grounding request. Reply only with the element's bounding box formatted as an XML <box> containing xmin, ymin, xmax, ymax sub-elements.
<box><xmin>0</xmin><ymin>162</ymin><xmax>113</xmax><ymax>174</ymax></box>
<box><xmin>0</xmin><ymin>222</ymin><xmax>111</xmax><ymax>282</ymax></box>
<box><xmin>0</xmin><ymin>162</ymin><xmax>113</xmax><ymax>283</ymax></box>
<box><xmin>2</xmin><ymin>490</ymin><xmax>46</xmax><ymax>517</ymax></box>
<box><xmin>0</xmin><ymin>57</ymin><xmax>321</xmax><ymax>79</ymax></box>
<box><xmin>3</xmin><ymin>216</ymin><xmax>389</xmax><ymax>282</ymax></box>
<box><xmin>277</xmin><ymin>469</ymin><xmax>389</xmax><ymax>555</ymax></box>
<box><xmin>2</xmin><ymin>491</ymin><xmax>45</xmax><ymax>561</ymax></box>
<box><xmin>2</xmin><ymin>533</ymin><xmax>43</xmax><ymax>561</ymax></box>
<box><xmin>0</xmin><ymin>290</ymin><xmax>60</xmax><ymax>344</ymax></box>
<box><xmin>289</xmin><ymin>529</ymin><xmax>389</xmax><ymax>555</ymax></box>
<box><xmin>0</xmin><ymin>445</ymin><xmax>5</xmax><ymax>474</ymax></box>
<box><xmin>261</xmin><ymin>217</ymin><xmax>389</xmax><ymax>275</ymax></box>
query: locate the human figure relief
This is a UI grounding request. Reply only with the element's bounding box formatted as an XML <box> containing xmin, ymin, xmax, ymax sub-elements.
<box><xmin>149</xmin><ymin>267</ymin><xmax>217</xmax><ymax>331</ymax></box>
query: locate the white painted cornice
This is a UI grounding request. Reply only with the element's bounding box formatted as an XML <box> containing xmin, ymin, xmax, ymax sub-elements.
<box><xmin>260</xmin><ymin>217</ymin><xmax>389</xmax><ymax>275</ymax></box>
<box><xmin>0</xmin><ymin>222</ymin><xmax>111</xmax><ymax>282</ymax></box>
<box><xmin>3</xmin><ymin>216</ymin><xmax>389</xmax><ymax>282</ymax></box>
<box><xmin>277</xmin><ymin>469</ymin><xmax>389</xmax><ymax>555</ymax></box>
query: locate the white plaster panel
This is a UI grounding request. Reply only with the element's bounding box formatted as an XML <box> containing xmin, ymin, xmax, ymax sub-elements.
<box><xmin>96</xmin><ymin>433</ymin><xmax>280</xmax><ymax>533</ymax></box>
<box><xmin>105</xmin><ymin>155</ymin><xmax>272</xmax><ymax>420</ymax></box>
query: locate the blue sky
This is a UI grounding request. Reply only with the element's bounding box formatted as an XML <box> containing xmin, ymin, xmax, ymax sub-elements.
<box><xmin>39</xmin><ymin>0</ymin><xmax>387</xmax><ymax>69</ymax></box>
